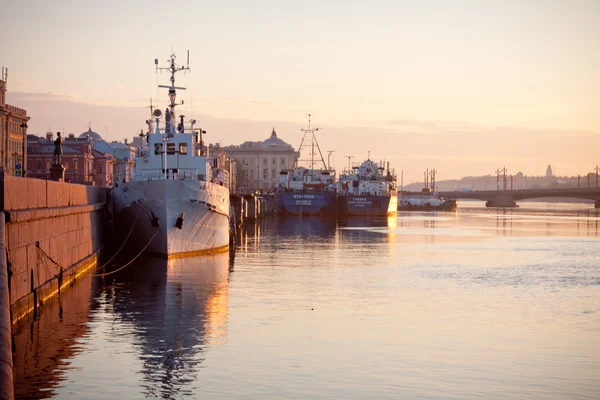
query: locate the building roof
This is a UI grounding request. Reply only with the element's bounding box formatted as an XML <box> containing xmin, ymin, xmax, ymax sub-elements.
<box><xmin>28</xmin><ymin>144</ymin><xmax>81</xmax><ymax>155</ymax></box>
<box><xmin>110</xmin><ymin>141</ymin><xmax>132</xmax><ymax>151</ymax></box>
<box><xmin>262</xmin><ymin>128</ymin><xmax>292</xmax><ymax>148</ymax></box>
<box><xmin>225</xmin><ymin>127</ymin><xmax>295</xmax><ymax>152</ymax></box>
<box><xmin>79</xmin><ymin>128</ymin><xmax>103</xmax><ymax>141</ymax></box>
<box><xmin>91</xmin><ymin>148</ymin><xmax>114</xmax><ymax>159</ymax></box>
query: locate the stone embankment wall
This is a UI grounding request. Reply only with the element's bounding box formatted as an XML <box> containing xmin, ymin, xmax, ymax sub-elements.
<box><xmin>2</xmin><ymin>174</ymin><xmax>107</xmax><ymax>323</ymax></box>
<box><xmin>0</xmin><ymin>173</ymin><xmax>107</xmax><ymax>400</ymax></box>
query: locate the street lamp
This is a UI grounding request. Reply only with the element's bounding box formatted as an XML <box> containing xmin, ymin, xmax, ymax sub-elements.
<box><xmin>197</xmin><ymin>128</ymin><xmax>206</xmax><ymax>156</ymax></box>
<box><xmin>73</xmin><ymin>157</ymin><xmax>79</xmax><ymax>182</ymax></box>
<box><xmin>0</xmin><ymin>122</ymin><xmax>6</xmax><ymax>171</ymax></box>
<box><xmin>20</xmin><ymin>122</ymin><xmax>27</xmax><ymax>177</ymax></box>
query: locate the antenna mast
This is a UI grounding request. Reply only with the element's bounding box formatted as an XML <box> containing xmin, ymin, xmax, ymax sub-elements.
<box><xmin>156</xmin><ymin>52</ymin><xmax>190</xmax><ymax>135</ymax></box>
<box><xmin>297</xmin><ymin>113</ymin><xmax>327</xmax><ymax>170</ymax></box>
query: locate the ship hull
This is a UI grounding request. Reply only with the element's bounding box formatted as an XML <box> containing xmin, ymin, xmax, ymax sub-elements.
<box><xmin>274</xmin><ymin>191</ymin><xmax>336</xmax><ymax>216</ymax></box>
<box><xmin>111</xmin><ymin>180</ymin><xmax>230</xmax><ymax>257</ymax></box>
<box><xmin>337</xmin><ymin>194</ymin><xmax>398</xmax><ymax>216</ymax></box>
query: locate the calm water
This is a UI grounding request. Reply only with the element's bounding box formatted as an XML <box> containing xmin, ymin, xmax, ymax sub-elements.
<box><xmin>13</xmin><ymin>202</ymin><xmax>600</xmax><ymax>399</ymax></box>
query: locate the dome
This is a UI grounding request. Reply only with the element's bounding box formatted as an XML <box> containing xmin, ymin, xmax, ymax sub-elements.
<box><xmin>262</xmin><ymin>127</ymin><xmax>292</xmax><ymax>148</ymax></box>
<box><xmin>79</xmin><ymin>128</ymin><xmax>103</xmax><ymax>142</ymax></box>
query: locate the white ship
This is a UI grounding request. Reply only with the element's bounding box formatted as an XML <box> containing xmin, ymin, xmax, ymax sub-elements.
<box><xmin>111</xmin><ymin>53</ymin><xmax>230</xmax><ymax>257</ymax></box>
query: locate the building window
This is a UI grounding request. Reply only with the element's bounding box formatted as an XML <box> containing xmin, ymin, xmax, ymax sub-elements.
<box><xmin>179</xmin><ymin>143</ymin><xmax>188</xmax><ymax>154</ymax></box>
<box><xmin>74</xmin><ymin>160</ymin><xmax>79</xmax><ymax>171</ymax></box>
<box><xmin>36</xmin><ymin>160</ymin><xmax>42</xmax><ymax>170</ymax></box>
<box><xmin>97</xmin><ymin>164</ymin><xmax>102</xmax><ymax>173</ymax></box>
<box><xmin>167</xmin><ymin>143</ymin><xmax>176</xmax><ymax>153</ymax></box>
<box><xmin>264</xmin><ymin>158</ymin><xmax>267</xmax><ymax>165</ymax></box>
<box><xmin>272</xmin><ymin>158</ymin><xmax>276</xmax><ymax>165</ymax></box>
<box><xmin>281</xmin><ymin>158</ymin><xmax>285</xmax><ymax>165</ymax></box>
<box><xmin>272</xmin><ymin>169</ymin><xmax>276</xmax><ymax>179</ymax></box>
<box><xmin>46</xmin><ymin>160</ymin><xmax>51</xmax><ymax>170</ymax></box>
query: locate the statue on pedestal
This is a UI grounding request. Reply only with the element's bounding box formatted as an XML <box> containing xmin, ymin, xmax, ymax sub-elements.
<box><xmin>53</xmin><ymin>132</ymin><xmax>63</xmax><ymax>165</ymax></box>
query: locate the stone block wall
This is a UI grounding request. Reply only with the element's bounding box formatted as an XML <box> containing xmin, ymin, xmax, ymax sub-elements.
<box><xmin>1</xmin><ymin>174</ymin><xmax>107</xmax><ymax>322</ymax></box>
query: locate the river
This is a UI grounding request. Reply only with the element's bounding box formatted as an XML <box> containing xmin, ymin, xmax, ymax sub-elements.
<box><xmin>13</xmin><ymin>202</ymin><xmax>600</xmax><ymax>399</ymax></box>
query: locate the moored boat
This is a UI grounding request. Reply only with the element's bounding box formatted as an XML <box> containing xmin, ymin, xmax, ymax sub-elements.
<box><xmin>274</xmin><ymin>115</ymin><xmax>336</xmax><ymax>216</ymax></box>
<box><xmin>398</xmin><ymin>188</ymin><xmax>457</xmax><ymax>211</ymax></box>
<box><xmin>336</xmin><ymin>159</ymin><xmax>398</xmax><ymax>216</ymax></box>
<box><xmin>111</xmin><ymin>53</ymin><xmax>230</xmax><ymax>257</ymax></box>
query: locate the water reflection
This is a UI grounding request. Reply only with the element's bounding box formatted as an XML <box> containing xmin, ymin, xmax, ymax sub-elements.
<box><xmin>274</xmin><ymin>216</ymin><xmax>337</xmax><ymax>238</ymax></box>
<box><xmin>338</xmin><ymin>215</ymin><xmax>397</xmax><ymax>243</ymax></box>
<box><xmin>13</xmin><ymin>273</ymin><xmax>94</xmax><ymax>399</ymax></box>
<box><xmin>93</xmin><ymin>254</ymin><xmax>230</xmax><ymax>398</ymax></box>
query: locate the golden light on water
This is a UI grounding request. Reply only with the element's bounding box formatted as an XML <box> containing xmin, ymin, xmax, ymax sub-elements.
<box><xmin>203</xmin><ymin>285</ymin><xmax>229</xmax><ymax>345</ymax></box>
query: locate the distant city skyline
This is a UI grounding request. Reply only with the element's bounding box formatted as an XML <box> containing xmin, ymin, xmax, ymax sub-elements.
<box><xmin>2</xmin><ymin>0</ymin><xmax>599</xmax><ymax>182</ymax></box>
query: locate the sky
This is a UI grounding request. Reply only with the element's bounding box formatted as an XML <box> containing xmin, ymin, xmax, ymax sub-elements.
<box><xmin>2</xmin><ymin>0</ymin><xmax>599</xmax><ymax>182</ymax></box>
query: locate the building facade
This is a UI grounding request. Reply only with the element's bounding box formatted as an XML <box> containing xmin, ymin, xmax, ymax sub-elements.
<box><xmin>208</xmin><ymin>143</ymin><xmax>238</xmax><ymax>194</ymax></box>
<box><xmin>223</xmin><ymin>128</ymin><xmax>299</xmax><ymax>193</ymax></box>
<box><xmin>27</xmin><ymin>130</ymin><xmax>117</xmax><ymax>187</ymax></box>
<box><xmin>0</xmin><ymin>71</ymin><xmax>30</xmax><ymax>177</ymax></box>
<box><xmin>27</xmin><ymin>133</ymin><xmax>94</xmax><ymax>183</ymax></box>
<box><xmin>93</xmin><ymin>138</ymin><xmax>135</xmax><ymax>184</ymax></box>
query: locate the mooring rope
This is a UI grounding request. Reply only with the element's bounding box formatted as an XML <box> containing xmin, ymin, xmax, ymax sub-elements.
<box><xmin>92</xmin><ymin>227</ymin><xmax>160</xmax><ymax>278</ymax></box>
<box><xmin>95</xmin><ymin>205</ymin><xmax>143</xmax><ymax>271</ymax></box>
<box><xmin>98</xmin><ymin>180</ymin><xmax>151</xmax><ymax>270</ymax></box>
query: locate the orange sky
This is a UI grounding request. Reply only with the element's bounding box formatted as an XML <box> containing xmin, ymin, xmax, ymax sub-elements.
<box><xmin>2</xmin><ymin>0</ymin><xmax>599</xmax><ymax>181</ymax></box>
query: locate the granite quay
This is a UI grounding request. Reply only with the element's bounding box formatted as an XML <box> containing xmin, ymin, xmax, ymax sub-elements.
<box><xmin>0</xmin><ymin>173</ymin><xmax>108</xmax><ymax>399</ymax></box>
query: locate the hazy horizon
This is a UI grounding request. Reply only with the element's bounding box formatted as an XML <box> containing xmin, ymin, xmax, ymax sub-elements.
<box><xmin>2</xmin><ymin>0</ymin><xmax>599</xmax><ymax>183</ymax></box>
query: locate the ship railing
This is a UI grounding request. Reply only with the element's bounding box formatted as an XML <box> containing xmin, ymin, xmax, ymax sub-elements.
<box><xmin>134</xmin><ymin>168</ymin><xmax>207</xmax><ymax>181</ymax></box>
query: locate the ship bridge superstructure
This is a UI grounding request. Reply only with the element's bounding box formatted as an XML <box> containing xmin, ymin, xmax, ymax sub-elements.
<box><xmin>133</xmin><ymin>54</ymin><xmax>227</xmax><ymax>187</ymax></box>
<box><xmin>337</xmin><ymin>159</ymin><xmax>397</xmax><ymax>197</ymax></box>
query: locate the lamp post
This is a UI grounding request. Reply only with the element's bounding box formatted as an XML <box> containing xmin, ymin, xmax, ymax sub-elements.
<box><xmin>197</xmin><ymin>128</ymin><xmax>206</xmax><ymax>156</ymax></box>
<box><xmin>73</xmin><ymin>157</ymin><xmax>79</xmax><ymax>182</ymax></box>
<box><xmin>0</xmin><ymin>122</ymin><xmax>6</xmax><ymax>171</ymax></box>
<box><xmin>20</xmin><ymin>122</ymin><xmax>27</xmax><ymax>177</ymax></box>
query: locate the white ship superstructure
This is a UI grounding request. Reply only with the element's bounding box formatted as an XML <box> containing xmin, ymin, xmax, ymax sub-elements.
<box><xmin>111</xmin><ymin>53</ymin><xmax>230</xmax><ymax>257</ymax></box>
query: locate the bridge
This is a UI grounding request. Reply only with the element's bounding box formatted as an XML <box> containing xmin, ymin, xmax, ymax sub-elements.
<box><xmin>433</xmin><ymin>188</ymin><xmax>600</xmax><ymax>208</ymax></box>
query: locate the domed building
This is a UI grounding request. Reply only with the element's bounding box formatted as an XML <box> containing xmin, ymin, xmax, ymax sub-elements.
<box><xmin>78</xmin><ymin>127</ymin><xmax>103</xmax><ymax>142</ymax></box>
<box><xmin>224</xmin><ymin>128</ymin><xmax>299</xmax><ymax>192</ymax></box>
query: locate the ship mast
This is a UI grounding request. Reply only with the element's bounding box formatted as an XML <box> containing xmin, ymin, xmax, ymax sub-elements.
<box><xmin>156</xmin><ymin>52</ymin><xmax>190</xmax><ymax>135</ymax></box>
<box><xmin>296</xmin><ymin>113</ymin><xmax>327</xmax><ymax>170</ymax></box>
